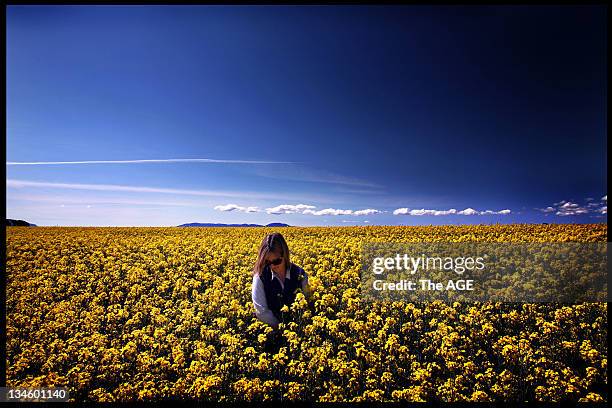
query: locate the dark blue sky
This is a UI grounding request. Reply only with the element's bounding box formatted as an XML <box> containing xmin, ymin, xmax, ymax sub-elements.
<box><xmin>6</xmin><ymin>5</ymin><xmax>607</xmax><ymax>226</ymax></box>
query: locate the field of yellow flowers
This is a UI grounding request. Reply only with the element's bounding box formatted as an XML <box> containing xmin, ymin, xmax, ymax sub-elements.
<box><xmin>5</xmin><ymin>224</ymin><xmax>608</xmax><ymax>402</ymax></box>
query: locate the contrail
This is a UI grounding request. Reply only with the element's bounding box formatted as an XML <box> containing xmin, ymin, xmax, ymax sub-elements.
<box><xmin>6</xmin><ymin>158</ymin><xmax>297</xmax><ymax>165</ymax></box>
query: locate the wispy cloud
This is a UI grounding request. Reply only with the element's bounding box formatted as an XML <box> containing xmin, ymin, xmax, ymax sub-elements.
<box><xmin>7</xmin><ymin>193</ymin><xmax>208</xmax><ymax>207</ymax></box>
<box><xmin>333</xmin><ymin>187</ymin><xmax>388</xmax><ymax>195</ymax></box>
<box><xmin>7</xmin><ymin>158</ymin><xmax>296</xmax><ymax>166</ymax></box>
<box><xmin>393</xmin><ymin>207</ymin><xmax>511</xmax><ymax>216</ymax></box>
<box><xmin>249</xmin><ymin>164</ymin><xmax>382</xmax><ymax>189</ymax></box>
<box><xmin>539</xmin><ymin>206</ymin><xmax>556</xmax><ymax>213</ymax></box>
<box><xmin>6</xmin><ymin>179</ymin><xmax>309</xmax><ymax>201</ymax></box>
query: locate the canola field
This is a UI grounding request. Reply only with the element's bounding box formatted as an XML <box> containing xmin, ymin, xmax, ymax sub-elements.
<box><xmin>5</xmin><ymin>224</ymin><xmax>608</xmax><ymax>402</ymax></box>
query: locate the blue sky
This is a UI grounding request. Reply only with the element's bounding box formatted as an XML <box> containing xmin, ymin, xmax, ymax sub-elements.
<box><xmin>6</xmin><ymin>5</ymin><xmax>607</xmax><ymax>226</ymax></box>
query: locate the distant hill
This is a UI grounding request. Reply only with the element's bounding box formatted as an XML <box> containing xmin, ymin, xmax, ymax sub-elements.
<box><xmin>178</xmin><ymin>222</ymin><xmax>291</xmax><ymax>227</ymax></box>
<box><xmin>6</xmin><ymin>219</ymin><xmax>37</xmax><ymax>227</ymax></box>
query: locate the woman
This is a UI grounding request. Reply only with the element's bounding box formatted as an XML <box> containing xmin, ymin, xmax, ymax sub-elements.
<box><xmin>252</xmin><ymin>232</ymin><xmax>309</xmax><ymax>329</ymax></box>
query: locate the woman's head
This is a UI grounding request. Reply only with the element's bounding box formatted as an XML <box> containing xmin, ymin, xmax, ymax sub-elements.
<box><xmin>253</xmin><ymin>232</ymin><xmax>291</xmax><ymax>276</ymax></box>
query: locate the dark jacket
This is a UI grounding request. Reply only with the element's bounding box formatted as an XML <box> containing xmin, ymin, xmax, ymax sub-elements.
<box><xmin>259</xmin><ymin>262</ymin><xmax>307</xmax><ymax>323</ymax></box>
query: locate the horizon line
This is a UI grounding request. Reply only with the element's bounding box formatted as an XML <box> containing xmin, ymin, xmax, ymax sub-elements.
<box><xmin>6</xmin><ymin>221</ymin><xmax>607</xmax><ymax>228</ymax></box>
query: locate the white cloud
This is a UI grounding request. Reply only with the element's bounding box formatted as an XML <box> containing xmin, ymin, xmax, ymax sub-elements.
<box><xmin>556</xmin><ymin>203</ymin><xmax>589</xmax><ymax>216</ymax></box>
<box><xmin>477</xmin><ymin>209</ymin><xmax>511</xmax><ymax>215</ymax></box>
<box><xmin>543</xmin><ymin>197</ymin><xmax>607</xmax><ymax>217</ymax></box>
<box><xmin>405</xmin><ymin>208</ymin><xmax>456</xmax><ymax>216</ymax></box>
<box><xmin>556</xmin><ymin>208</ymin><xmax>589</xmax><ymax>216</ymax></box>
<box><xmin>437</xmin><ymin>209</ymin><xmax>458</xmax><ymax>215</ymax></box>
<box><xmin>393</xmin><ymin>207</ymin><xmax>510</xmax><ymax>216</ymax></box>
<box><xmin>213</xmin><ymin>204</ymin><xmax>260</xmax><ymax>213</ymax></box>
<box><xmin>410</xmin><ymin>209</ymin><xmax>431</xmax><ymax>216</ymax></box>
<box><xmin>475</xmin><ymin>209</ymin><xmax>511</xmax><ymax>215</ymax></box>
<box><xmin>353</xmin><ymin>209</ymin><xmax>381</xmax><ymax>216</ymax></box>
<box><xmin>264</xmin><ymin>205</ymin><xmax>381</xmax><ymax>216</ymax></box>
<box><xmin>457</xmin><ymin>208</ymin><xmax>478</xmax><ymax>215</ymax></box>
<box><xmin>560</xmin><ymin>202</ymin><xmax>579</xmax><ymax>209</ymax></box>
<box><xmin>265</xmin><ymin>204</ymin><xmax>316</xmax><ymax>215</ymax></box>
<box><xmin>303</xmin><ymin>208</ymin><xmax>354</xmax><ymax>216</ymax></box>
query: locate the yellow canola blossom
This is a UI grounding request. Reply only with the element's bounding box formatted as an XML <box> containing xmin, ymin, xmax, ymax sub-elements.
<box><xmin>5</xmin><ymin>224</ymin><xmax>608</xmax><ymax>402</ymax></box>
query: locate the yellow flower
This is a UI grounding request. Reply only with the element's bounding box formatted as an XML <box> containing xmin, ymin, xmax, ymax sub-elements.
<box><xmin>5</xmin><ymin>223</ymin><xmax>607</xmax><ymax>402</ymax></box>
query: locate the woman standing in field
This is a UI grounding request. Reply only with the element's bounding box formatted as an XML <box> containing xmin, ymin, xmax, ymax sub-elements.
<box><xmin>252</xmin><ymin>232</ymin><xmax>310</xmax><ymax>329</ymax></box>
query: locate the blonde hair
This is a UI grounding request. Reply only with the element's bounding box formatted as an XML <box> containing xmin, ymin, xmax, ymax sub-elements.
<box><xmin>252</xmin><ymin>232</ymin><xmax>291</xmax><ymax>276</ymax></box>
